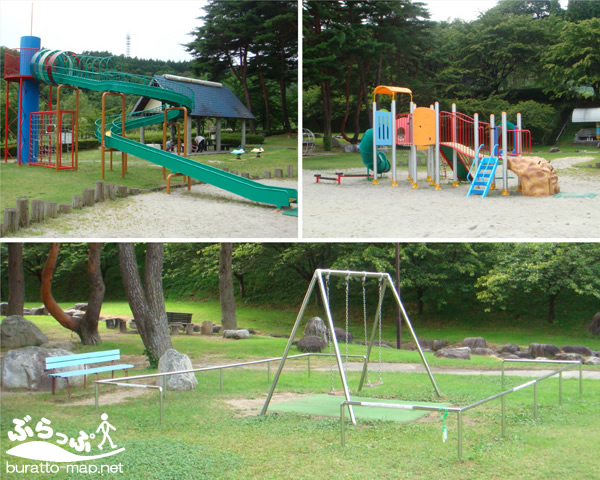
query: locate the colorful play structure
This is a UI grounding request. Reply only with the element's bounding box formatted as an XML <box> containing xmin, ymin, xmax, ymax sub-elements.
<box><xmin>352</xmin><ymin>85</ymin><xmax>560</xmax><ymax>197</ymax></box>
<box><xmin>3</xmin><ymin>36</ymin><xmax>297</xmax><ymax>211</ymax></box>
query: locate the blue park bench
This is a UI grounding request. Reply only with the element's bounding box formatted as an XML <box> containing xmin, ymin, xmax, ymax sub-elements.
<box><xmin>45</xmin><ymin>349</ymin><xmax>134</xmax><ymax>398</ymax></box>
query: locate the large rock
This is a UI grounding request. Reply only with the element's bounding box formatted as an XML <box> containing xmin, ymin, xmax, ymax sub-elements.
<box><xmin>463</xmin><ymin>337</ymin><xmax>487</xmax><ymax>349</ymax></box>
<box><xmin>553</xmin><ymin>353</ymin><xmax>583</xmax><ymax>362</ymax></box>
<box><xmin>434</xmin><ymin>347</ymin><xmax>471</xmax><ymax>360</ymax></box>
<box><xmin>297</xmin><ymin>336</ymin><xmax>327</xmax><ymax>353</ymax></box>
<box><xmin>1</xmin><ymin>346</ymin><xmax>83</xmax><ymax>391</ymax></box>
<box><xmin>561</xmin><ymin>345</ymin><xmax>593</xmax><ymax>357</ymax></box>
<box><xmin>584</xmin><ymin>357</ymin><xmax>600</xmax><ymax>366</ymax></box>
<box><xmin>200</xmin><ymin>321</ymin><xmax>214</xmax><ymax>335</ymax></box>
<box><xmin>157</xmin><ymin>349</ymin><xmax>197</xmax><ymax>391</ymax></box>
<box><xmin>506</xmin><ymin>156</ymin><xmax>560</xmax><ymax>196</ymax></box>
<box><xmin>304</xmin><ymin>316</ymin><xmax>327</xmax><ymax>340</ymax></box>
<box><xmin>499</xmin><ymin>344</ymin><xmax>520</xmax><ymax>354</ymax></box>
<box><xmin>222</xmin><ymin>329</ymin><xmax>250</xmax><ymax>340</ymax></box>
<box><xmin>333</xmin><ymin>327</ymin><xmax>354</xmax><ymax>344</ymax></box>
<box><xmin>30</xmin><ymin>306</ymin><xmax>49</xmax><ymax>316</ymax></box>
<box><xmin>343</xmin><ymin>144</ymin><xmax>360</xmax><ymax>153</ymax></box>
<box><xmin>1</xmin><ymin>315</ymin><xmax>48</xmax><ymax>348</ymax></box>
<box><xmin>529</xmin><ymin>343</ymin><xmax>560</xmax><ymax>358</ymax></box>
<box><xmin>471</xmin><ymin>348</ymin><xmax>497</xmax><ymax>356</ymax></box>
<box><xmin>587</xmin><ymin>313</ymin><xmax>600</xmax><ymax>335</ymax></box>
<box><xmin>433</xmin><ymin>340</ymin><xmax>449</xmax><ymax>351</ymax></box>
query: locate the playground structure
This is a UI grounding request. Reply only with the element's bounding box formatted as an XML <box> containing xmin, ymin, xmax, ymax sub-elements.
<box><xmin>3</xmin><ymin>36</ymin><xmax>298</xmax><ymax>211</ymax></box>
<box><xmin>261</xmin><ymin>269</ymin><xmax>442</xmax><ymax>425</ymax></box>
<box><xmin>354</xmin><ymin>85</ymin><xmax>560</xmax><ymax>197</ymax></box>
<box><xmin>92</xmin><ymin>267</ymin><xmax>588</xmax><ymax>461</ymax></box>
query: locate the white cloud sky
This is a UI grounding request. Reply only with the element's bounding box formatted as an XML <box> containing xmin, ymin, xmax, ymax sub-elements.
<box><xmin>0</xmin><ymin>0</ymin><xmax>207</xmax><ymax>61</ymax></box>
<box><xmin>422</xmin><ymin>0</ymin><xmax>568</xmax><ymax>22</ymax></box>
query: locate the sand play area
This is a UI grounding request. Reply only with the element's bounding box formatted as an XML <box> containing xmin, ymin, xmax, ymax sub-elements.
<box><xmin>15</xmin><ymin>179</ymin><xmax>298</xmax><ymax>239</ymax></box>
<box><xmin>303</xmin><ymin>156</ymin><xmax>600</xmax><ymax>239</ymax></box>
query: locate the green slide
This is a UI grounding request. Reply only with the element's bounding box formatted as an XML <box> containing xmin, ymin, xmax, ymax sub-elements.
<box><xmin>359</xmin><ymin>129</ymin><xmax>391</xmax><ymax>174</ymax></box>
<box><xmin>30</xmin><ymin>50</ymin><xmax>297</xmax><ymax>209</ymax></box>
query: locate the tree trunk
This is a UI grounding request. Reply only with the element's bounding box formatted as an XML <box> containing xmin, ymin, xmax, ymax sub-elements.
<box><xmin>41</xmin><ymin>243</ymin><xmax>104</xmax><ymax>345</ymax></box>
<box><xmin>41</xmin><ymin>243</ymin><xmax>79</xmax><ymax>332</ymax></box>
<box><xmin>81</xmin><ymin>243</ymin><xmax>104</xmax><ymax>345</ymax></box>
<box><xmin>279</xmin><ymin>43</ymin><xmax>291</xmax><ymax>134</ymax></box>
<box><xmin>417</xmin><ymin>287</ymin><xmax>424</xmax><ymax>315</ymax></box>
<box><xmin>7</xmin><ymin>243</ymin><xmax>25</xmax><ymax>316</ymax></box>
<box><xmin>219</xmin><ymin>243</ymin><xmax>237</xmax><ymax>330</ymax></box>
<box><xmin>233</xmin><ymin>272</ymin><xmax>246</xmax><ymax>299</ymax></box>
<box><xmin>340</xmin><ymin>66</ymin><xmax>354</xmax><ymax>143</ymax></box>
<box><xmin>119</xmin><ymin>243</ymin><xmax>172</xmax><ymax>360</ymax></box>
<box><xmin>548</xmin><ymin>293</ymin><xmax>557</xmax><ymax>324</ymax></box>
<box><xmin>258</xmin><ymin>68</ymin><xmax>271</xmax><ymax>133</ymax></box>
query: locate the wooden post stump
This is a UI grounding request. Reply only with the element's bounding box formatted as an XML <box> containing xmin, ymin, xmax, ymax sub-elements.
<box><xmin>95</xmin><ymin>181</ymin><xmax>105</xmax><ymax>202</ymax></box>
<box><xmin>231</xmin><ymin>170</ymin><xmax>238</xmax><ymax>176</ymax></box>
<box><xmin>82</xmin><ymin>189</ymin><xmax>95</xmax><ymax>207</ymax></box>
<box><xmin>274</xmin><ymin>169</ymin><xmax>283</xmax><ymax>178</ymax></box>
<box><xmin>117</xmin><ymin>185</ymin><xmax>128</xmax><ymax>197</ymax></box>
<box><xmin>59</xmin><ymin>204</ymin><xmax>72</xmax><ymax>215</ymax></box>
<box><xmin>3</xmin><ymin>208</ymin><xmax>18</xmax><ymax>233</ymax></box>
<box><xmin>16</xmin><ymin>198</ymin><xmax>29</xmax><ymax>228</ymax></box>
<box><xmin>200</xmin><ymin>321</ymin><xmax>214</xmax><ymax>335</ymax></box>
<box><xmin>31</xmin><ymin>200</ymin><xmax>45</xmax><ymax>223</ymax></box>
<box><xmin>264</xmin><ymin>171</ymin><xmax>272</xmax><ymax>179</ymax></box>
<box><xmin>104</xmin><ymin>183</ymin><xmax>116</xmax><ymax>199</ymax></box>
<box><xmin>242</xmin><ymin>172</ymin><xmax>250</xmax><ymax>179</ymax></box>
<box><xmin>185</xmin><ymin>324</ymin><xmax>195</xmax><ymax>335</ymax></box>
<box><xmin>287</xmin><ymin>165</ymin><xmax>294</xmax><ymax>178</ymax></box>
<box><xmin>128</xmin><ymin>188</ymin><xmax>140</xmax><ymax>195</ymax></box>
<box><xmin>72</xmin><ymin>195</ymin><xmax>83</xmax><ymax>209</ymax></box>
<box><xmin>44</xmin><ymin>202</ymin><xmax>58</xmax><ymax>218</ymax></box>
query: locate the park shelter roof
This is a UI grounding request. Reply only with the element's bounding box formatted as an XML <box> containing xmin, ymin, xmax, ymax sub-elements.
<box><xmin>132</xmin><ymin>75</ymin><xmax>255</xmax><ymax>120</ymax></box>
<box><xmin>572</xmin><ymin>108</ymin><xmax>600</xmax><ymax>123</ymax></box>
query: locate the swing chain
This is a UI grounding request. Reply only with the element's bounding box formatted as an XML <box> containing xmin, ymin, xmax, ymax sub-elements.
<box><xmin>326</xmin><ymin>275</ymin><xmax>335</xmax><ymax>392</ymax></box>
<box><xmin>377</xmin><ymin>278</ymin><xmax>383</xmax><ymax>383</ymax></box>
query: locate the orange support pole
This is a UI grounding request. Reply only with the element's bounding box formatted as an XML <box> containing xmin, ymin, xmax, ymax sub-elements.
<box><xmin>101</xmin><ymin>92</ymin><xmax>127</xmax><ymax>179</ymax></box>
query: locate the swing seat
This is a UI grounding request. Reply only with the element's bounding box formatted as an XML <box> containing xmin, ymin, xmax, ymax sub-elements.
<box><xmin>327</xmin><ymin>389</ymin><xmax>347</xmax><ymax>396</ymax></box>
<box><xmin>363</xmin><ymin>381</ymin><xmax>384</xmax><ymax>388</ymax></box>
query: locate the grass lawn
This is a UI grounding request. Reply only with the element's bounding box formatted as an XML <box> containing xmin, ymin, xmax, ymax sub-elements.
<box><xmin>2</xmin><ymin>301</ymin><xmax>600</xmax><ymax>479</ymax></box>
<box><xmin>0</xmin><ymin>135</ymin><xmax>298</xmax><ymax>211</ymax></box>
<box><xmin>2</xmin><ymin>308</ymin><xmax>599</xmax><ymax>479</ymax></box>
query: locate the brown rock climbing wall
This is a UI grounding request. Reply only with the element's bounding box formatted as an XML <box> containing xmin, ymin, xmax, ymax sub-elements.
<box><xmin>507</xmin><ymin>156</ymin><xmax>560</xmax><ymax>197</ymax></box>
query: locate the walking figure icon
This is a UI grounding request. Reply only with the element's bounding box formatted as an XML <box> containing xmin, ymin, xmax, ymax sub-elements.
<box><xmin>96</xmin><ymin>413</ymin><xmax>117</xmax><ymax>450</ymax></box>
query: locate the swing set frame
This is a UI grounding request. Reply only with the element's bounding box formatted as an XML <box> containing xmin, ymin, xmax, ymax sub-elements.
<box><xmin>261</xmin><ymin>269</ymin><xmax>441</xmax><ymax>425</ymax></box>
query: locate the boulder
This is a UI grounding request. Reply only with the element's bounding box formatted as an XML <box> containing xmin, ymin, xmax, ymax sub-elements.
<box><xmin>501</xmin><ymin>353</ymin><xmax>520</xmax><ymax>360</ymax></box>
<box><xmin>343</xmin><ymin>144</ymin><xmax>360</xmax><ymax>154</ymax></box>
<box><xmin>222</xmin><ymin>329</ymin><xmax>250</xmax><ymax>340</ymax></box>
<box><xmin>587</xmin><ymin>312</ymin><xmax>600</xmax><ymax>335</ymax></box>
<box><xmin>516</xmin><ymin>351</ymin><xmax>533</xmax><ymax>359</ymax></box>
<box><xmin>1</xmin><ymin>346</ymin><xmax>83</xmax><ymax>391</ymax></box>
<box><xmin>549</xmin><ymin>147</ymin><xmax>560</xmax><ymax>153</ymax></box>
<box><xmin>1</xmin><ymin>315</ymin><xmax>48</xmax><ymax>348</ymax></box>
<box><xmin>506</xmin><ymin>156</ymin><xmax>560</xmax><ymax>196</ymax></box>
<box><xmin>529</xmin><ymin>343</ymin><xmax>560</xmax><ymax>358</ymax></box>
<box><xmin>30</xmin><ymin>306</ymin><xmax>49</xmax><ymax>316</ymax></box>
<box><xmin>561</xmin><ymin>345</ymin><xmax>593</xmax><ymax>357</ymax></box>
<box><xmin>213</xmin><ymin>325</ymin><xmax>222</xmax><ymax>334</ymax></box>
<box><xmin>434</xmin><ymin>347</ymin><xmax>471</xmax><ymax>360</ymax></box>
<box><xmin>333</xmin><ymin>327</ymin><xmax>354</xmax><ymax>344</ymax></box>
<box><xmin>463</xmin><ymin>337</ymin><xmax>487</xmax><ymax>349</ymax></box>
<box><xmin>304</xmin><ymin>316</ymin><xmax>327</xmax><ymax>340</ymax></box>
<box><xmin>73</xmin><ymin>303</ymin><xmax>88</xmax><ymax>312</ymax></box>
<box><xmin>471</xmin><ymin>348</ymin><xmax>497</xmax><ymax>356</ymax></box>
<box><xmin>584</xmin><ymin>357</ymin><xmax>600</xmax><ymax>366</ymax></box>
<box><xmin>200</xmin><ymin>321</ymin><xmax>214</xmax><ymax>335</ymax></box>
<box><xmin>499</xmin><ymin>344</ymin><xmax>520</xmax><ymax>354</ymax></box>
<box><xmin>157</xmin><ymin>349</ymin><xmax>197</xmax><ymax>391</ymax></box>
<box><xmin>419</xmin><ymin>340</ymin><xmax>434</xmax><ymax>351</ymax></box>
<box><xmin>297</xmin><ymin>335</ymin><xmax>327</xmax><ymax>353</ymax></box>
<box><xmin>553</xmin><ymin>353</ymin><xmax>582</xmax><ymax>362</ymax></box>
<box><xmin>433</xmin><ymin>340</ymin><xmax>448</xmax><ymax>351</ymax></box>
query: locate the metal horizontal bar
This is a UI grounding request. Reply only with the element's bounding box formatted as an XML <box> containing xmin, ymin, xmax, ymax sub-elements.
<box><xmin>316</xmin><ymin>269</ymin><xmax>390</xmax><ymax>280</ymax></box>
<box><xmin>342</xmin><ymin>400</ymin><xmax>461</xmax><ymax>413</ymax></box>
<box><xmin>101</xmin><ymin>381</ymin><xmax>162</xmax><ymax>390</ymax></box>
<box><xmin>95</xmin><ymin>352</ymin><xmax>363</xmax><ymax>385</ymax></box>
<box><xmin>501</xmin><ymin>359</ymin><xmax>582</xmax><ymax>365</ymax></box>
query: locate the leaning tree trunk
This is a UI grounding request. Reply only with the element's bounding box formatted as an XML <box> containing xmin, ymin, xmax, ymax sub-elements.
<box><xmin>548</xmin><ymin>293</ymin><xmax>557</xmax><ymax>325</ymax></box>
<box><xmin>118</xmin><ymin>243</ymin><xmax>172</xmax><ymax>360</ymax></box>
<box><xmin>7</xmin><ymin>243</ymin><xmax>25</xmax><ymax>316</ymax></box>
<box><xmin>41</xmin><ymin>243</ymin><xmax>103</xmax><ymax>345</ymax></box>
<box><xmin>219</xmin><ymin>243</ymin><xmax>237</xmax><ymax>330</ymax></box>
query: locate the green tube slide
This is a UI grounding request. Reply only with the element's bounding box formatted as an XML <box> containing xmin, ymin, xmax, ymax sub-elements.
<box><xmin>30</xmin><ymin>50</ymin><xmax>297</xmax><ymax>210</ymax></box>
<box><xmin>359</xmin><ymin>129</ymin><xmax>391</xmax><ymax>174</ymax></box>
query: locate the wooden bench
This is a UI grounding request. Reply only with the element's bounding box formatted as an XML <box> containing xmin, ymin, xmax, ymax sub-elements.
<box><xmin>167</xmin><ymin>312</ymin><xmax>194</xmax><ymax>335</ymax></box>
<box><xmin>45</xmin><ymin>349</ymin><xmax>134</xmax><ymax>398</ymax></box>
